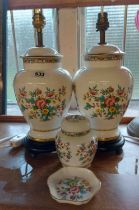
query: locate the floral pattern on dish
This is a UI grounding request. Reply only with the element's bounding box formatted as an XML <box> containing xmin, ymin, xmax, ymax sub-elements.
<box><xmin>16</xmin><ymin>86</ymin><xmax>66</xmax><ymax>121</ymax></box>
<box><xmin>56</xmin><ymin>176</ymin><xmax>93</xmax><ymax>201</ymax></box>
<box><xmin>83</xmin><ymin>85</ymin><xmax>131</xmax><ymax>120</ymax></box>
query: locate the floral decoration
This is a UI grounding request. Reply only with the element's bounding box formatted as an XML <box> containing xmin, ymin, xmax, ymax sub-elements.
<box><xmin>83</xmin><ymin>85</ymin><xmax>131</xmax><ymax>120</ymax></box>
<box><xmin>76</xmin><ymin>140</ymin><xmax>97</xmax><ymax>166</ymax></box>
<box><xmin>56</xmin><ymin>176</ymin><xmax>92</xmax><ymax>201</ymax></box>
<box><xmin>55</xmin><ymin>138</ymin><xmax>72</xmax><ymax>162</ymax></box>
<box><xmin>16</xmin><ymin>86</ymin><xmax>66</xmax><ymax>121</ymax></box>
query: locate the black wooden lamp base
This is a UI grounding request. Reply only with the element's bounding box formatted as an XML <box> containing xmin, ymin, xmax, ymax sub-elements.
<box><xmin>23</xmin><ymin>136</ymin><xmax>56</xmax><ymax>156</ymax></box>
<box><xmin>97</xmin><ymin>135</ymin><xmax>125</xmax><ymax>154</ymax></box>
<box><xmin>23</xmin><ymin>134</ymin><xmax>125</xmax><ymax>156</ymax></box>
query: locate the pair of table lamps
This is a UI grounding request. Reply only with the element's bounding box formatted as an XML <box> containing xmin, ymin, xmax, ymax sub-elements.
<box><xmin>13</xmin><ymin>8</ymin><xmax>133</xmax><ymax>155</ymax></box>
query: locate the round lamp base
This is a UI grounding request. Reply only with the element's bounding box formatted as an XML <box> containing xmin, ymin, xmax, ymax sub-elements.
<box><xmin>23</xmin><ymin>136</ymin><xmax>56</xmax><ymax>156</ymax></box>
<box><xmin>127</xmin><ymin>117</ymin><xmax>139</xmax><ymax>137</ymax></box>
<box><xmin>97</xmin><ymin>135</ymin><xmax>125</xmax><ymax>154</ymax></box>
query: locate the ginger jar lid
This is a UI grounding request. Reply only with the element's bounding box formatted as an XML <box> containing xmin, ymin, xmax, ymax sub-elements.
<box><xmin>61</xmin><ymin>114</ymin><xmax>91</xmax><ymax>136</ymax></box>
<box><xmin>22</xmin><ymin>47</ymin><xmax>63</xmax><ymax>64</ymax></box>
<box><xmin>85</xmin><ymin>44</ymin><xmax>124</xmax><ymax>61</ymax></box>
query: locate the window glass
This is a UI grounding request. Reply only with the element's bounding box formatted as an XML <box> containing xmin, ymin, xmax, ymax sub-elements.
<box><xmin>124</xmin><ymin>5</ymin><xmax>139</xmax><ymax>99</ymax></box>
<box><xmin>85</xmin><ymin>6</ymin><xmax>125</xmax><ymax>51</ymax></box>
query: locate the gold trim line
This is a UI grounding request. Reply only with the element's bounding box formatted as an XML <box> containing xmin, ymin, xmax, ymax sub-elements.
<box><xmin>96</xmin><ymin>135</ymin><xmax>119</xmax><ymax>142</ymax></box>
<box><xmin>28</xmin><ymin>135</ymin><xmax>55</xmax><ymax>142</ymax></box>
<box><xmin>85</xmin><ymin>54</ymin><xmax>123</xmax><ymax>61</ymax></box>
<box><xmin>61</xmin><ymin>129</ymin><xmax>91</xmax><ymax>137</ymax></box>
<box><xmin>92</xmin><ymin>127</ymin><xmax>117</xmax><ymax>132</ymax></box>
<box><xmin>33</xmin><ymin>127</ymin><xmax>60</xmax><ymax>133</ymax></box>
<box><xmin>23</xmin><ymin>56</ymin><xmax>61</xmax><ymax>63</ymax></box>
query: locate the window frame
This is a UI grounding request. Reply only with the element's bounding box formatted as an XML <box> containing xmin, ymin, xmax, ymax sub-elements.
<box><xmin>0</xmin><ymin>0</ymin><xmax>7</xmax><ymax>115</ymax></box>
<box><xmin>8</xmin><ymin>0</ymin><xmax>139</xmax><ymax>10</ymax></box>
<box><xmin>1</xmin><ymin>0</ymin><xmax>138</xmax><ymax>123</ymax></box>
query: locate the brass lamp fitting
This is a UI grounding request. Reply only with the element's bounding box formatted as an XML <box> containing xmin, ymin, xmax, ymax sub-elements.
<box><xmin>32</xmin><ymin>9</ymin><xmax>46</xmax><ymax>47</ymax></box>
<box><xmin>96</xmin><ymin>12</ymin><xmax>109</xmax><ymax>45</ymax></box>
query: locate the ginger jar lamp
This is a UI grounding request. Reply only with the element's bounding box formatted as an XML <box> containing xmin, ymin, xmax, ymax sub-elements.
<box><xmin>13</xmin><ymin>9</ymin><xmax>72</xmax><ymax>154</ymax></box>
<box><xmin>74</xmin><ymin>10</ymin><xmax>133</xmax><ymax>154</ymax></box>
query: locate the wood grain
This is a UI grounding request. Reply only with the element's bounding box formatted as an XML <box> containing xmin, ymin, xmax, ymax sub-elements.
<box><xmin>0</xmin><ymin>123</ymin><xmax>138</xmax><ymax>209</ymax></box>
<box><xmin>0</xmin><ymin>115</ymin><xmax>25</xmax><ymax>122</ymax></box>
<box><xmin>8</xmin><ymin>0</ymin><xmax>139</xmax><ymax>10</ymax></box>
<box><xmin>0</xmin><ymin>114</ymin><xmax>133</xmax><ymax>124</ymax></box>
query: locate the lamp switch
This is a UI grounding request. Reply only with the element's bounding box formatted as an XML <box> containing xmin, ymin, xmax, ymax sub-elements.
<box><xmin>9</xmin><ymin>134</ymin><xmax>26</xmax><ymax>148</ymax></box>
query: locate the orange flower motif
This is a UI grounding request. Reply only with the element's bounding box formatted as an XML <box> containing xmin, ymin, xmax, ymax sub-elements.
<box><xmin>47</xmin><ymin>92</ymin><xmax>54</xmax><ymax>97</ymax></box>
<box><xmin>35</xmin><ymin>99</ymin><xmax>46</xmax><ymax>109</ymax></box>
<box><xmin>105</xmin><ymin>96</ymin><xmax>115</xmax><ymax>107</ymax></box>
<box><xmin>117</xmin><ymin>89</ymin><xmax>124</xmax><ymax>96</ymax></box>
<box><xmin>42</xmin><ymin>109</ymin><xmax>49</xmax><ymax>115</ymax></box>
<box><xmin>20</xmin><ymin>92</ymin><xmax>27</xmax><ymax>97</ymax></box>
<box><xmin>109</xmin><ymin>107</ymin><xmax>116</xmax><ymax>113</ymax></box>
<box><xmin>90</xmin><ymin>91</ymin><xmax>97</xmax><ymax>96</ymax></box>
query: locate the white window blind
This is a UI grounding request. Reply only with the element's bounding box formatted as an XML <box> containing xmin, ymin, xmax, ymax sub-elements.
<box><xmin>84</xmin><ymin>5</ymin><xmax>139</xmax><ymax>99</ymax></box>
<box><xmin>124</xmin><ymin>5</ymin><xmax>139</xmax><ymax>100</ymax></box>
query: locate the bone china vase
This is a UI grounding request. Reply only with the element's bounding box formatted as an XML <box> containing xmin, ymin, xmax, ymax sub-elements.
<box><xmin>14</xmin><ymin>47</ymin><xmax>72</xmax><ymax>153</ymax></box>
<box><xmin>73</xmin><ymin>44</ymin><xmax>133</xmax><ymax>152</ymax></box>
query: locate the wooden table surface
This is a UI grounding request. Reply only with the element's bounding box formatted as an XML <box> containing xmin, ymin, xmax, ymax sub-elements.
<box><xmin>0</xmin><ymin>122</ymin><xmax>139</xmax><ymax>210</ymax></box>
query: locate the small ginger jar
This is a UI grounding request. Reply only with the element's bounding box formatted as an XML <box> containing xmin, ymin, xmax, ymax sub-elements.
<box><xmin>73</xmin><ymin>12</ymin><xmax>133</xmax><ymax>153</ymax></box>
<box><xmin>55</xmin><ymin>114</ymin><xmax>97</xmax><ymax>168</ymax></box>
<box><xmin>13</xmin><ymin>9</ymin><xmax>72</xmax><ymax>154</ymax></box>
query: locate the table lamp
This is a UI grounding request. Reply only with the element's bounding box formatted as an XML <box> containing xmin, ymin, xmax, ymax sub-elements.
<box><xmin>13</xmin><ymin>9</ymin><xmax>72</xmax><ymax>155</ymax></box>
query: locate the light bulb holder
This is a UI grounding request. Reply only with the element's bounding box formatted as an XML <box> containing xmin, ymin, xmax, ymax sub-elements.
<box><xmin>32</xmin><ymin>9</ymin><xmax>46</xmax><ymax>47</ymax></box>
<box><xmin>96</xmin><ymin>12</ymin><xmax>109</xmax><ymax>45</ymax></box>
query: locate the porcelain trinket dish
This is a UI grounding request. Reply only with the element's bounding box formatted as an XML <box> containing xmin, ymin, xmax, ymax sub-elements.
<box><xmin>47</xmin><ymin>167</ymin><xmax>101</xmax><ymax>205</ymax></box>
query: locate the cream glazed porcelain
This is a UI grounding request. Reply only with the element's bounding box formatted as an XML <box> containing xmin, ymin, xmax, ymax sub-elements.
<box><xmin>47</xmin><ymin>167</ymin><xmax>101</xmax><ymax>205</ymax></box>
<box><xmin>14</xmin><ymin>47</ymin><xmax>72</xmax><ymax>142</ymax></box>
<box><xmin>55</xmin><ymin>114</ymin><xmax>97</xmax><ymax>168</ymax></box>
<box><xmin>74</xmin><ymin>44</ymin><xmax>133</xmax><ymax>141</ymax></box>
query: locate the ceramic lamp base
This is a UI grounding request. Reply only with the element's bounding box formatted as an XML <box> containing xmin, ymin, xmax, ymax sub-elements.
<box><xmin>97</xmin><ymin>135</ymin><xmax>125</xmax><ymax>154</ymax></box>
<box><xmin>23</xmin><ymin>136</ymin><xmax>56</xmax><ymax>156</ymax></box>
<box><xmin>127</xmin><ymin>117</ymin><xmax>139</xmax><ymax>137</ymax></box>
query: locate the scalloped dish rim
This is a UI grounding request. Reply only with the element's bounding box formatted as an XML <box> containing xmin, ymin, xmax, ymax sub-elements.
<box><xmin>47</xmin><ymin>167</ymin><xmax>101</xmax><ymax>205</ymax></box>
